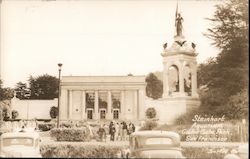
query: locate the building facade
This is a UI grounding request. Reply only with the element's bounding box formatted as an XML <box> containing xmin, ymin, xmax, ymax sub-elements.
<box><xmin>59</xmin><ymin>76</ymin><xmax>146</xmax><ymax>122</ymax></box>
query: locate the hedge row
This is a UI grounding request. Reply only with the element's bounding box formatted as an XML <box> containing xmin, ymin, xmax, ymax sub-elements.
<box><xmin>50</xmin><ymin>128</ymin><xmax>91</xmax><ymax>141</ymax></box>
<box><xmin>183</xmin><ymin>147</ymin><xmax>238</xmax><ymax>159</ymax></box>
<box><xmin>38</xmin><ymin>123</ymin><xmax>56</xmax><ymax>131</ymax></box>
<box><xmin>40</xmin><ymin>142</ymin><xmax>128</xmax><ymax>158</ymax></box>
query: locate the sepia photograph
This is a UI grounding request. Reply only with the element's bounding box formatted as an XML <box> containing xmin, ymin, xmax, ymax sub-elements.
<box><xmin>0</xmin><ymin>0</ymin><xmax>248</xmax><ymax>158</ymax></box>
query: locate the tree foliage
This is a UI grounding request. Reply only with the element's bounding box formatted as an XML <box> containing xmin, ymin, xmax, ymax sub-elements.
<box><xmin>145</xmin><ymin>73</ymin><xmax>163</xmax><ymax>99</ymax></box>
<box><xmin>15</xmin><ymin>82</ymin><xmax>30</xmax><ymax>100</ymax></box>
<box><xmin>11</xmin><ymin>110</ymin><xmax>19</xmax><ymax>119</ymax></box>
<box><xmin>50</xmin><ymin>106</ymin><xmax>58</xmax><ymax>119</ymax></box>
<box><xmin>145</xmin><ymin>107</ymin><xmax>157</xmax><ymax>119</ymax></box>
<box><xmin>29</xmin><ymin>74</ymin><xmax>59</xmax><ymax>99</ymax></box>
<box><xmin>196</xmin><ymin>0</ymin><xmax>249</xmax><ymax>120</ymax></box>
<box><xmin>0</xmin><ymin>80</ymin><xmax>14</xmax><ymax>101</ymax></box>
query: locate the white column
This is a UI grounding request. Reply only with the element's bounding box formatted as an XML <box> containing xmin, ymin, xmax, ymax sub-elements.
<box><xmin>107</xmin><ymin>91</ymin><xmax>112</xmax><ymax>120</ymax></box>
<box><xmin>192</xmin><ymin>69</ymin><xmax>198</xmax><ymax>98</ymax></box>
<box><xmin>138</xmin><ymin>89</ymin><xmax>145</xmax><ymax>120</ymax></box>
<box><xmin>133</xmin><ymin>90</ymin><xmax>138</xmax><ymax>120</ymax></box>
<box><xmin>163</xmin><ymin>65</ymin><xmax>169</xmax><ymax>98</ymax></box>
<box><xmin>60</xmin><ymin>88</ymin><xmax>68</xmax><ymax>120</ymax></box>
<box><xmin>68</xmin><ymin>90</ymin><xmax>73</xmax><ymax>119</ymax></box>
<box><xmin>81</xmin><ymin>90</ymin><xmax>86</xmax><ymax>120</ymax></box>
<box><xmin>179</xmin><ymin>68</ymin><xmax>185</xmax><ymax>94</ymax></box>
<box><xmin>94</xmin><ymin>91</ymin><xmax>99</xmax><ymax>120</ymax></box>
<box><xmin>121</xmin><ymin>90</ymin><xmax>125</xmax><ymax>120</ymax></box>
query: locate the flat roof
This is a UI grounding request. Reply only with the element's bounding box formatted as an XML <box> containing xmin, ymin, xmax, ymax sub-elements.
<box><xmin>61</xmin><ymin>75</ymin><xmax>146</xmax><ymax>83</ymax></box>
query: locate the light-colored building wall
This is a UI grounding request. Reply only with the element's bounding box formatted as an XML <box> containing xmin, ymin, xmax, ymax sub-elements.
<box><xmin>60</xmin><ymin>76</ymin><xmax>146</xmax><ymax>122</ymax></box>
<box><xmin>11</xmin><ymin>97</ymin><xmax>57</xmax><ymax>119</ymax></box>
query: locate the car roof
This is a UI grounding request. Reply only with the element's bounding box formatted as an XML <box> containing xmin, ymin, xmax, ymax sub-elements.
<box><xmin>0</xmin><ymin>132</ymin><xmax>40</xmax><ymax>139</ymax></box>
<box><xmin>131</xmin><ymin>131</ymin><xmax>180</xmax><ymax>139</ymax></box>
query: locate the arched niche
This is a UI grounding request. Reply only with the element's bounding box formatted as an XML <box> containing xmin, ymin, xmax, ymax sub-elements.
<box><xmin>168</xmin><ymin>65</ymin><xmax>179</xmax><ymax>93</ymax></box>
<box><xmin>183</xmin><ymin>64</ymin><xmax>192</xmax><ymax>96</ymax></box>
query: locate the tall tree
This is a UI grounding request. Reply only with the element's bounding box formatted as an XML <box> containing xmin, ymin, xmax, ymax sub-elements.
<box><xmin>145</xmin><ymin>73</ymin><xmax>163</xmax><ymax>99</ymax></box>
<box><xmin>196</xmin><ymin>0</ymin><xmax>249</xmax><ymax>120</ymax></box>
<box><xmin>0</xmin><ymin>80</ymin><xmax>14</xmax><ymax>101</ymax></box>
<box><xmin>204</xmin><ymin>0</ymin><xmax>248</xmax><ymax>97</ymax></box>
<box><xmin>15</xmin><ymin>82</ymin><xmax>30</xmax><ymax>99</ymax></box>
<box><xmin>29</xmin><ymin>74</ymin><xmax>59</xmax><ymax>99</ymax></box>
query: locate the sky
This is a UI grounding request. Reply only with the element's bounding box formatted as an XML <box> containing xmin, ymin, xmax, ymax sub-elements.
<box><xmin>1</xmin><ymin>0</ymin><xmax>222</xmax><ymax>88</ymax></box>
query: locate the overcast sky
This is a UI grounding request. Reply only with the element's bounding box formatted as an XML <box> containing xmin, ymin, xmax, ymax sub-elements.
<box><xmin>1</xmin><ymin>0</ymin><xmax>222</xmax><ymax>88</ymax></box>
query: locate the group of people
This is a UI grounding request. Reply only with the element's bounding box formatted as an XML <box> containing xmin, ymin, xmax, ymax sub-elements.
<box><xmin>97</xmin><ymin>121</ymin><xmax>136</xmax><ymax>142</ymax></box>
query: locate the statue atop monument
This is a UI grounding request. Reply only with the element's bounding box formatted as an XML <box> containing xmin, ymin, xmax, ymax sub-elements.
<box><xmin>174</xmin><ymin>2</ymin><xmax>184</xmax><ymax>37</ymax></box>
<box><xmin>175</xmin><ymin>13</ymin><xmax>183</xmax><ymax>37</ymax></box>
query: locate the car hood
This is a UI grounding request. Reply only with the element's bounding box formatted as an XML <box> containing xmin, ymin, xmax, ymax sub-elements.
<box><xmin>137</xmin><ymin>150</ymin><xmax>185</xmax><ymax>159</ymax></box>
<box><xmin>2</xmin><ymin>145</ymin><xmax>41</xmax><ymax>157</ymax></box>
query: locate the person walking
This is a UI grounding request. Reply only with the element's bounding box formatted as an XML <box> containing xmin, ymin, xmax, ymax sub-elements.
<box><xmin>110</xmin><ymin>124</ymin><xmax>116</xmax><ymax>141</ymax></box>
<box><xmin>115</xmin><ymin>122</ymin><xmax>120</xmax><ymax>141</ymax></box>
<box><xmin>127</xmin><ymin>122</ymin><xmax>133</xmax><ymax>137</ymax></box>
<box><xmin>98</xmin><ymin>125</ymin><xmax>106</xmax><ymax>142</ymax></box>
<box><xmin>122</xmin><ymin>121</ymin><xmax>128</xmax><ymax>141</ymax></box>
<box><xmin>119</xmin><ymin>122</ymin><xmax>123</xmax><ymax>141</ymax></box>
<box><xmin>103</xmin><ymin>124</ymin><xmax>108</xmax><ymax>142</ymax></box>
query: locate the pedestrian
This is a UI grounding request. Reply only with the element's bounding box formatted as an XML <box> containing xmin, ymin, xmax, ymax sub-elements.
<box><xmin>127</xmin><ymin>122</ymin><xmax>133</xmax><ymax>136</ymax></box>
<box><xmin>115</xmin><ymin>122</ymin><xmax>120</xmax><ymax>141</ymax></box>
<box><xmin>119</xmin><ymin>122</ymin><xmax>123</xmax><ymax>141</ymax></box>
<box><xmin>131</xmin><ymin>123</ymin><xmax>135</xmax><ymax>132</ymax></box>
<box><xmin>103</xmin><ymin>124</ymin><xmax>109</xmax><ymax>142</ymax></box>
<box><xmin>109</xmin><ymin>121</ymin><xmax>113</xmax><ymax>135</ymax></box>
<box><xmin>122</xmin><ymin>121</ymin><xmax>128</xmax><ymax>141</ymax></box>
<box><xmin>97</xmin><ymin>125</ymin><xmax>106</xmax><ymax>142</ymax></box>
<box><xmin>110</xmin><ymin>124</ymin><xmax>116</xmax><ymax>141</ymax></box>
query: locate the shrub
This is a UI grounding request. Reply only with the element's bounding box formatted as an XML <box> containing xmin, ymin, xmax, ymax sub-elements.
<box><xmin>40</xmin><ymin>142</ymin><xmax>128</xmax><ymax>158</ymax></box>
<box><xmin>139</xmin><ymin>120</ymin><xmax>158</xmax><ymax>131</ymax></box>
<box><xmin>49</xmin><ymin>106</ymin><xmax>58</xmax><ymax>119</ymax></box>
<box><xmin>50</xmin><ymin>128</ymin><xmax>91</xmax><ymax>142</ymax></box>
<box><xmin>38</xmin><ymin>123</ymin><xmax>56</xmax><ymax>131</ymax></box>
<box><xmin>2</xmin><ymin>108</ymin><xmax>10</xmax><ymax>121</ymax></box>
<box><xmin>59</xmin><ymin>121</ymin><xmax>74</xmax><ymax>128</ymax></box>
<box><xmin>145</xmin><ymin>107</ymin><xmax>157</xmax><ymax>119</ymax></box>
<box><xmin>182</xmin><ymin>146</ymin><xmax>239</xmax><ymax>159</ymax></box>
<box><xmin>11</xmin><ymin>110</ymin><xmax>19</xmax><ymax>119</ymax></box>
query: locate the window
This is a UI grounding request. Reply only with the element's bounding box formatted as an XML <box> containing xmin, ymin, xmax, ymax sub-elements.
<box><xmin>145</xmin><ymin>138</ymin><xmax>173</xmax><ymax>145</ymax></box>
<box><xmin>100</xmin><ymin>110</ymin><xmax>106</xmax><ymax>119</ymax></box>
<box><xmin>113</xmin><ymin>110</ymin><xmax>119</xmax><ymax>119</ymax></box>
<box><xmin>87</xmin><ymin>110</ymin><xmax>93</xmax><ymax>119</ymax></box>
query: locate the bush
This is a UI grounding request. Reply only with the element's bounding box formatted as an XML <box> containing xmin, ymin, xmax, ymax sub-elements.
<box><xmin>59</xmin><ymin>121</ymin><xmax>74</xmax><ymax>128</ymax></box>
<box><xmin>50</xmin><ymin>106</ymin><xmax>58</xmax><ymax>119</ymax></box>
<box><xmin>40</xmin><ymin>142</ymin><xmax>128</xmax><ymax>158</ymax></box>
<box><xmin>38</xmin><ymin>123</ymin><xmax>56</xmax><ymax>131</ymax></box>
<box><xmin>139</xmin><ymin>120</ymin><xmax>158</xmax><ymax>131</ymax></box>
<box><xmin>145</xmin><ymin>107</ymin><xmax>157</xmax><ymax>119</ymax></box>
<box><xmin>182</xmin><ymin>146</ymin><xmax>239</xmax><ymax>159</ymax></box>
<box><xmin>11</xmin><ymin>110</ymin><xmax>19</xmax><ymax>119</ymax></box>
<box><xmin>50</xmin><ymin>128</ymin><xmax>91</xmax><ymax>142</ymax></box>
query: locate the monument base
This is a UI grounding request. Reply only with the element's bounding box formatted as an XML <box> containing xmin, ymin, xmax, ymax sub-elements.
<box><xmin>145</xmin><ymin>96</ymin><xmax>200</xmax><ymax>125</ymax></box>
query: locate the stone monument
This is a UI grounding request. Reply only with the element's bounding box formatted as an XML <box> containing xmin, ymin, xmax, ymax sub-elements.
<box><xmin>157</xmin><ymin>9</ymin><xmax>200</xmax><ymax>124</ymax></box>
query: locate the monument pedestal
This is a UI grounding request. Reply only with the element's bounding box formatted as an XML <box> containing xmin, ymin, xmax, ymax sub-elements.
<box><xmin>153</xmin><ymin>96</ymin><xmax>200</xmax><ymax>125</ymax></box>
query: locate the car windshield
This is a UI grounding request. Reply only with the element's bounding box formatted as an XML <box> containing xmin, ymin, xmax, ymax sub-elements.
<box><xmin>2</xmin><ymin>137</ymin><xmax>34</xmax><ymax>147</ymax></box>
<box><xmin>145</xmin><ymin>138</ymin><xmax>173</xmax><ymax>145</ymax></box>
<box><xmin>136</xmin><ymin>137</ymin><xmax>174</xmax><ymax>148</ymax></box>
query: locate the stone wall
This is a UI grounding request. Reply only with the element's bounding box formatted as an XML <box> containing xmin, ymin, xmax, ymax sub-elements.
<box><xmin>11</xmin><ymin>97</ymin><xmax>58</xmax><ymax>119</ymax></box>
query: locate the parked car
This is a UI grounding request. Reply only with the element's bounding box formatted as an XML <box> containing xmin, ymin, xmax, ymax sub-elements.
<box><xmin>0</xmin><ymin>132</ymin><xmax>42</xmax><ymax>157</ymax></box>
<box><xmin>126</xmin><ymin>130</ymin><xmax>185</xmax><ymax>158</ymax></box>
